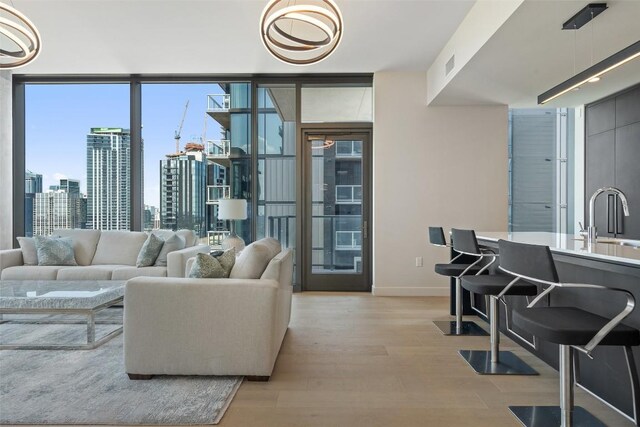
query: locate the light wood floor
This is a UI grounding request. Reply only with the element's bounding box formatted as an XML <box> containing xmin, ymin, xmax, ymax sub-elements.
<box><xmin>15</xmin><ymin>293</ymin><xmax>631</xmax><ymax>427</ymax></box>
<box><xmin>221</xmin><ymin>292</ymin><xmax>632</xmax><ymax>427</ymax></box>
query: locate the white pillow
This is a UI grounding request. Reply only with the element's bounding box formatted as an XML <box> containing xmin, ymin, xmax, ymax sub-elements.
<box><xmin>154</xmin><ymin>233</ymin><xmax>186</xmax><ymax>266</ymax></box>
<box><xmin>17</xmin><ymin>237</ymin><xmax>37</xmax><ymax>265</ymax></box>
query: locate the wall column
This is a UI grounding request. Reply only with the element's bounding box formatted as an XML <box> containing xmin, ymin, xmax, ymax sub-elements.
<box><xmin>0</xmin><ymin>71</ymin><xmax>13</xmax><ymax>249</ymax></box>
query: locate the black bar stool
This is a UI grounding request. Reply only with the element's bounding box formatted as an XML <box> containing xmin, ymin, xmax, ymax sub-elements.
<box><xmin>498</xmin><ymin>239</ymin><xmax>640</xmax><ymax>427</ymax></box>
<box><xmin>458</xmin><ymin>240</ymin><xmax>539</xmax><ymax>375</ymax></box>
<box><xmin>430</xmin><ymin>227</ymin><xmax>488</xmax><ymax>336</ymax></box>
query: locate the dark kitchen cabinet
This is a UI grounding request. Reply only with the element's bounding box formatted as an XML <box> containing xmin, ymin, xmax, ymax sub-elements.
<box><xmin>615</xmin><ymin>122</ymin><xmax>640</xmax><ymax>238</ymax></box>
<box><xmin>586</xmin><ymin>84</ymin><xmax>640</xmax><ymax>239</ymax></box>
<box><xmin>585</xmin><ymin>130</ymin><xmax>615</xmax><ymax>236</ymax></box>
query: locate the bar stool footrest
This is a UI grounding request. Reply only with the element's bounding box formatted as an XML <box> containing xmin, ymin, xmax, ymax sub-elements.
<box><xmin>458</xmin><ymin>350</ymin><xmax>538</xmax><ymax>375</ymax></box>
<box><xmin>433</xmin><ymin>320</ymin><xmax>488</xmax><ymax>336</ymax></box>
<box><xmin>509</xmin><ymin>406</ymin><xmax>606</xmax><ymax>427</ymax></box>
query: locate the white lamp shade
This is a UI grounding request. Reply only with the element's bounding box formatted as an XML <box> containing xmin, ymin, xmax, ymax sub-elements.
<box><xmin>218</xmin><ymin>199</ymin><xmax>247</xmax><ymax>220</ymax></box>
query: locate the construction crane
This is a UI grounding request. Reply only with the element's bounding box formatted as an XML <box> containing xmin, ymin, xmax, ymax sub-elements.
<box><xmin>174</xmin><ymin>100</ymin><xmax>190</xmax><ymax>154</ymax></box>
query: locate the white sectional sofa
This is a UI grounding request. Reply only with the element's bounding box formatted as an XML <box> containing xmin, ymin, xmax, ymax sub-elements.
<box><xmin>0</xmin><ymin>229</ymin><xmax>209</xmax><ymax>280</ymax></box>
<box><xmin>124</xmin><ymin>238</ymin><xmax>293</xmax><ymax>381</ymax></box>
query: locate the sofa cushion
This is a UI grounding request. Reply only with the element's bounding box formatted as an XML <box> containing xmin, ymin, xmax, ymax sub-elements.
<box><xmin>1</xmin><ymin>266</ymin><xmax>62</xmax><ymax>280</ymax></box>
<box><xmin>261</xmin><ymin>249</ymin><xmax>292</xmax><ymax>285</ymax></box>
<box><xmin>34</xmin><ymin>236</ymin><xmax>77</xmax><ymax>266</ymax></box>
<box><xmin>230</xmin><ymin>238</ymin><xmax>281</xmax><ymax>279</ymax></box>
<box><xmin>92</xmin><ymin>231</ymin><xmax>147</xmax><ymax>266</ymax></box>
<box><xmin>136</xmin><ymin>234</ymin><xmax>165</xmax><ymax>267</ymax></box>
<box><xmin>53</xmin><ymin>229</ymin><xmax>101</xmax><ymax>266</ymax></box>
<box><xmin>17</xmin><ymin>237</ymin><xmax>37</xmax><ymax>265</ymax></box>
<box><xmin>177</xmin><ymin>229</ymin><xmax>198</xmax><ymax>247</ymax></box>
<box><xmin>154</xmin><ymin>233</ymin><xmax>186</xmax><ymax>267</ymax></box>
<box><xmin>57</xmin><ymin>266</ymin><xmax>113</xmax><ymax>281</ymax></box>
<box><xmin>112</xmin><ymin>266</ymin><xmax>167</xmax><ymax>280</ymax></box>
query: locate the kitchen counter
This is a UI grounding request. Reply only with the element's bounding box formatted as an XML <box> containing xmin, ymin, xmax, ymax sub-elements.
<box><xmin>476</xmin><ymin>231</ymin><xmax>640</xmax><ymax>267</ymax></box>
<box><xmin>471</xmin><ymin>231</ymin><xmax>640</xmax><ymax>422</ymax></box>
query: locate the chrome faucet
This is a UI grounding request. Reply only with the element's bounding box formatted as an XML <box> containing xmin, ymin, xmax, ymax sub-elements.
<box><xmin>587</xmin><ymin>187</ymin><xmax>630</xmax><ymax>244</ymax></box>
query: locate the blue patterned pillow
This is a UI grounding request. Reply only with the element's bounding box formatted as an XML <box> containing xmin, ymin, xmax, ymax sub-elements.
<box><xmin>136</xmin><ymin>233</ymin><xmax>165</xmax><ymax>267</ymax></box>
<box><xmin>34</xmin><ymin>235</ymin><xmax>78</xmax><ymax>266</ymax></box>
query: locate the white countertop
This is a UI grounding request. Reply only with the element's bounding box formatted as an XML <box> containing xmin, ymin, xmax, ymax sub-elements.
<box><xmin>476</xmin><ymin>232</ymin><xmax>640</xmax><ymax>268</ymax></box>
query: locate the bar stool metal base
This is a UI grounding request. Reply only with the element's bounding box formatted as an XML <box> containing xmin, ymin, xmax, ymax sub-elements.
<box><xmin>433</xmin><ymin>320</ymin><xmax>488</xmax><ymax>336</ymax></box>
<box><xmin>509</xmin><ymin>406</ymin><xmax>605</xmax><ymax>427</ymax></box>
<box><xmin>458</xmin><ymin>350</ymin><xmax>538</xmax><ymax>375</ymax></box>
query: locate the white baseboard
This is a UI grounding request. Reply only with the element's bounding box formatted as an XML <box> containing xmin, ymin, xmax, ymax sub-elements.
<box><xmin>371</xmin><ymin>286</ymin><xmax>449</xmax><ymax>297</ymax></box>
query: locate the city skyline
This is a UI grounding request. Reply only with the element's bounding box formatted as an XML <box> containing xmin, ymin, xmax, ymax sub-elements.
<box><xmin>25</xmin><ymin>83</ymin><xmax>225</xmax><ymax>208</ymax></box>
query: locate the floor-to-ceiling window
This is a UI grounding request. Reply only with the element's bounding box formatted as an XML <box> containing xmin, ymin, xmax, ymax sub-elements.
<box><xmin>508</xmin><ymin>108</ymin><xmax>576</xmax><ymax>233</ymax></box>
<box><xmin>14</xmin><ymin>76</ymin><xmax>372</xmax><ymax>289</ymax></box>
<box><xmin>24</xmin><ymin>84</ymin><xmax>129</xmax><ymax>236</ymax></box>
<box><xmin>140</xmin><ymin>82</ymin><xmax>251</xmax><ymax>245</ymax></box>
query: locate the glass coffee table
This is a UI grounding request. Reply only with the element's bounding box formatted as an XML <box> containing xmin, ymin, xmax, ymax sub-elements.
<box><xmin>0</xmin><ymin>280</ymin><xmax>125</xmax><ymax>350</ymax></box>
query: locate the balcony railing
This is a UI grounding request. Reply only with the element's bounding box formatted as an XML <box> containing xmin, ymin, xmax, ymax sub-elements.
<box><xmin>335</xmin><ymin>230</ymin><xmax>362</xmax><ymax>250</ymax></box>
<box><xmin>207</xmin><ymin>94</ymin><xmax>231</xmax><ymax>111</ymax></box>
<box><xmin>207</xmin><ymin>140</ymin><xmax>231</xmax><ymax>157</ymax></box>
<box><xmin>208</xmin><ymin>230</ymin><xmax>230</xmax><ymax>247</ymax></box>
<box><xmin>206</xmin><ymin>185</ymin><xmax>231</xmax><ymax>204</ymax></box>
<box><xmin>335</xmin><ymin>140</ymin><xmax>363</xmax><ymax>158</ymax></box>
<box><xmin>335</xmin><ymin>185</ymin><xmax>362</xmax><ymax>204</ymax></box>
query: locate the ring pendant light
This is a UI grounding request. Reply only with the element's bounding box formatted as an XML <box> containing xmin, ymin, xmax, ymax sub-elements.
<box><xmin>0</xmin><ymin>2</ymin><xmax>41</xmax><ymax>69</ymax></box>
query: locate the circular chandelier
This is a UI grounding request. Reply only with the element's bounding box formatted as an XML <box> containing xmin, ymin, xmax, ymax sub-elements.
<box><xmin>0</xmin><ymin>3</ymin><xmax>41</xmax><ymax>69</ymax></box>
<box><xmin>260</xmin><ymin>0</ymin><xmax>343</xmax><ymax>66</ymax></box>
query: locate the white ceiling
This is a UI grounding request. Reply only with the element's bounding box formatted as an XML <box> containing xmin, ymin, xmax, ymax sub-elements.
<box><xmin>10</xmin><ymin>0</ymin><xmax>475</xmax><ymax>75</ymax></box>
<box><xmin>430</xmin><ymin>0</ymin><xmax>640</xmax><ymax>107</ymax></box>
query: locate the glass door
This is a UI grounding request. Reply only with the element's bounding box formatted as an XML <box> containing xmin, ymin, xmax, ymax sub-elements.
<box><xmin>302</xmin><ymin>130</ymin><xmax>371</xmax><ymax>291</ymax></box>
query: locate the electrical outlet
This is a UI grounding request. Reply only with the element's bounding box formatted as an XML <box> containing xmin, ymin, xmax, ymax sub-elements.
<box><xmin>415</xmin><ymin>256</ymin><xmax>423</xmax><ymax>267</ymax></box>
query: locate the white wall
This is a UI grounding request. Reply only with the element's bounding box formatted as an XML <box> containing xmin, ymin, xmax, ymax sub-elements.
<box><xmin>0</xmin><ymin>71</ymin><xmax>12</xmax><ymax>250</ymax></box>
<box><xmin>373</xmin><ymin>71</ymin><xmax>508</xmax><ymax>296</ymax></box>
<box><xmin>426</xmin><ymin>0</ymin><xmax>523</xmax><ymax>105</ymax></box>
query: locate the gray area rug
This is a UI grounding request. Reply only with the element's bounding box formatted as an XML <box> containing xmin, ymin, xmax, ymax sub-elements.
<box><xmin>0</xmin><ymin>311</ymin><xmax>242</xmax><ymax>425</ymax></box>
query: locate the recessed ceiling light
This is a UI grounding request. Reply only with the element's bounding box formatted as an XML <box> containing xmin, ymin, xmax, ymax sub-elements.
<box><xmin>587</xmin><ymin>76</ymin><xmax>601</xmax><ymax>83</ymax></box>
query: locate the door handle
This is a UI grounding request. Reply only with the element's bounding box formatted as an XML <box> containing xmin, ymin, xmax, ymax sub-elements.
<box><xmin>362</xmin><ymin>221</ymin><xmax>368</xmax><ymax>239</ymax></box>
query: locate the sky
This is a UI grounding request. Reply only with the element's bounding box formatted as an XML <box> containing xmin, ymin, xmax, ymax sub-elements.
<box><xmin>26</xmin><ymin>83</ymin><xmax>225</xmax><ymax>208</ymax></box>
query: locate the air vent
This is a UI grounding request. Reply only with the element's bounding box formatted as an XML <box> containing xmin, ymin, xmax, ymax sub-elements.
<box><xmin>445</xmin><ymin>54</ymin><xmax>455</xmax><ymax>75</ymax></box>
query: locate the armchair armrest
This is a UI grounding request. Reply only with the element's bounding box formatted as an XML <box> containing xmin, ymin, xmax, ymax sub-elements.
<box><xmin>0</xmin><ymin>249</ymin><xmax>24</xmax><ymax>275</ymax></box>
<box><xmin>166</xmin><ymin>244</ymin><xmax>209</xmax><ymax>278</ymax></box>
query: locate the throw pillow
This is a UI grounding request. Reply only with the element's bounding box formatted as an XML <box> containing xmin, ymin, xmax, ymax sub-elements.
<box><xmin>154</xmin><ymin>233</ymin><xmax>186</xmax><ymax>267</ymax></box>
<box><xmin>17</xmin><ymin>237</ymin><xmax>38</xmax><ymax>265</ymax></box>
<box><xmin>34</xmin><ymin>235</ymin><xmax>78</xmax><ymax>266</ymax></box>
<box><xmin>188</xmin><ymin>249</ymin><xmax>236</xmax><ymax>279</ymax></box>
<box><xmin>229</xmin><ymin>238</ymin><xmax>281</xmax><ymax>279</ymax></box>
<box><xmin>216</xmin><ymin>248</ymin><xmax>236</xmax><ymax>277</ymax></box>
<box><xmin>136</xmin><ymin>233</ymin><xmax>165</xmax><ymax>267</ymax></box>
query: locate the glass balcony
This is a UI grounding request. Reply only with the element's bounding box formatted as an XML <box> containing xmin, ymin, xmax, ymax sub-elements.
<box><xmin>335</xmin><ymin>185</ymin><xmax>362</xmax><ymax>203</ymax></box>
<box><xmin>206</xmin><ymin>185</ymin><xmax>231</xmax><ymax>204</ymax></box>
<box><xmin>335</xmin><ymin>140</ymin><xmax>363</xmax><ymax>158</ymax></box>
<box><xmin>206</xmin><ymin>140</ymin><xmax>232</xmax><ymax>167</ymax></box>
<box><xmin>207</xmin><ymin>229</ymin><xmax>230</xmax><ymax>248</ymax></box>
<box><xmin>207</xmin><ymin>140</ymin><xmax>231</xmax><ymax>157</ymax></box>
<box><xmin>207</xmin><ymin>94</ymin><xmax>231</xmax><ymax>112</ymax></box>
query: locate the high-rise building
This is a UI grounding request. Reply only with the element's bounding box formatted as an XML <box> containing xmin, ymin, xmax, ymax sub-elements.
<box><xmin>160</xmin><ymin>148</ymin><xmax>207</xmax><ymax>236</ymax></box>
<box><xmin>33</xmin><ymin>189</ymin><xmax>80</xmax><ymax>236</ymax></box>
<box><xmin>86</xmin><ymin>127</ymin><xmax>131</xmax><ymax>230</ymax></box>
<box><xmin>144</xmin><ymin>204</ymin><xmax>159</xmax><ymax>231</ymax></box>
<box><xmin>25</xmin><ymin>170</ymin><xmax>43</xmax><ymax>237</ymax></box>
<box><xmin>25</xmin><ymin>170</ymin><xmax>43</xmax><ymax>194</ymax></box>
